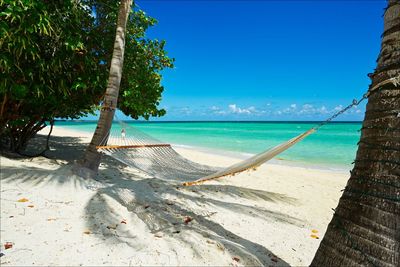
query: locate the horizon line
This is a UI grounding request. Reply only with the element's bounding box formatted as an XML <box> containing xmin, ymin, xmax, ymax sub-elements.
<box><xmin>56</xmin><ymin>119</ymin><xmax>363</xmax><ymax>123</ymax></box>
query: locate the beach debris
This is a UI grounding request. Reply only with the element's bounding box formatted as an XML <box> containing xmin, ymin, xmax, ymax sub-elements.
<box><xmin>154</xmin><ymin>233</ymin><xmax>163</xmax><ymax>238</ymax></box>
<box><xmin>27</xmin><ymin>205</ymin><xmax>34</xmax><ymax>208</ymax></box>
<box><xmin>183</xmin><ymin>216</ymin><xmax>193</xmax><ymax>224</ymax></box>
<box><xmin>310</xmin><ymin>234</ymin><xmax>319</xmax><ymax>239</ymax></box>
<box><xmin>0</xmin><ymin>252</ymin><xmax>4</xmax><ymax>257</ymax></box>
<box><xmin>4</xmin><ymin>242</ymin><xmax>13</xmax><ymax>250</ymax></box>
<box><xmin>310</xmin><ymin>229</ymin><xmax>319</xmax><ymax>239</ymax></box>
<box><xmin>120</xmin><ymin>220</ymin><xmax>127</xmax><ymax>224</ymax></box>
<box><xmin>206</xmin><ymin>240</ymin><xmax>215</xmax><ymax>244</ymax></box>
<box><xmin>268</xmin><ymin>253</ymin><xmax>279</xmax><ymax>263</ymax></box>
<box><xmin>83</xmin><ymin>231</ymin><xmax>91</xmax><ymax>235</ymax></box>
<box><xmin>9</xmin><ymin>216</ymin><xmax>13</xmax><ymax>218</ymax></box>
<box><xmin>144</xmin><ymin>205</ymin><xmax>150</xmax><ymax>209</ymax></box>
<box><xmin>216</xmin><ymin>242</ymin><xmax>225</xmax><ymax>251</ymax></box>
<box><xmin>232</xmin><ymin>256</ymin><xmax>240</xmax><ymax>262</ymax></box>
<box><xmin>106</xmin><ymin>224</ymin><xmax>118</xmax><ymax>230</ymax></box>
<box><xmin>47</xmin><ymin>218</ymin><xmax>57</xmax><ymax>221</ymax></box>
<box><xmin>17</xmin><ymin>198</ymin><xmax>29</xmax><ymax>203</ymax></box>
<box><xmin>166</xmin><ymin>200</ymin><xmax>174</xmax><ymax>205</ymax></box>
<box><xmin>172</xmin><ymin>230</ymin><xmax>180</xmax><ymax>234</ymax></box>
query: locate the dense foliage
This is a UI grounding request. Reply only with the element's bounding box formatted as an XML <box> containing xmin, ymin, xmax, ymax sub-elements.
<box><xmin>0</xmin><ymin>0</ymin><xmax>173</xmax><ymax>152</ymax></box>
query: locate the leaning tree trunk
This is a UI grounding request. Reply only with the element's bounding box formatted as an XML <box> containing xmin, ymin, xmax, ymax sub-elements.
<box><xmin>311</xmin><ymin>1</ymin><xmax>400</xmax><ymax>266</ymax></box>
<box><xmin>77</xmin><ymin>0</ymin><xmax>133</xmax><ymax>176</ymax></box>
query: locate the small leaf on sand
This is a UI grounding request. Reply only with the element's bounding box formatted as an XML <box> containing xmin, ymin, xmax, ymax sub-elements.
<box><xmin>216</xmin><ymin>242</ymin><xmax>225</xmax><ymax>251</ymax></box>
<box><xmin>83</xmin><ymin>231</ymin><xmax>91</xmax><ymax>235</ymax></box>
<box><xmin>17</xmin><ymin>198</ymin><xmax>29</xmax><ymax>203</ymax></box>
<box><xmin>4</xmin><ymin>242</ymin><xmax>13</xmax><ymax>250</ymax></box>
<box><xmin>232</xmin><ymin>257</ymin><xmax>240</xmax><ymax>262</ymax></box>
<box><xmin>311</xmin><ymin>229</ymin><xmax>318</xmax><ymax>233</ymax></box>
<box><xmin>184</xmin><ymin>216</ymin><xmax>193</xmax><ymax>224</ymax></box>
<box><xmin>27</xmin><ymin>205</ymin><xmax>34</xmax><ymax>208</ymax></box>
<box><xmin>310</xmin><ymin>234</ymin><xmax>319</xmax><ymax>239</ymax></box>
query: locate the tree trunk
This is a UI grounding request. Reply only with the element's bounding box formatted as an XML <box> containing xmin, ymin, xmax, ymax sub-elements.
<box><xmin>76</xmin><ymin>0</ymin><xmax>133</xmax><ymax>177</ymax></box>
<box><xmin>311</xmin><ymin>1</ymin><xmax>400</xmax><ymax>266</ymax></box>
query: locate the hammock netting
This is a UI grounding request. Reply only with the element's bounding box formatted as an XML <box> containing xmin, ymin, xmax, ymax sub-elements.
<box><xmin>96</xmin><ymin>121</ymin><xmax>316</xmax><ymax>186</ymax></box>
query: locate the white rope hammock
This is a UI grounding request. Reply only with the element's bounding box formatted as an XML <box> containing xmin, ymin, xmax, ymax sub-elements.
<box><xmin>96</xmin><ymin>75</ymin><xmax>400</xmax><ymax>186</ymax></box>
<box><xmin>96</xmin><ymin>121</ymin><xmax>316</xmax><ymax>186</ymax></box>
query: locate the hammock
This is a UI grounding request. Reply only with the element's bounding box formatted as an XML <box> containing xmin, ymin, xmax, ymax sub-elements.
<box><xmin>94</xmin><ymin>75</ymin><xmax>399</xmax><ymax>186</ymax></box>
<box><xmin>96</xmin><ymin>121</ymin><xmax>316</xmax><ymax>186</ymax></box>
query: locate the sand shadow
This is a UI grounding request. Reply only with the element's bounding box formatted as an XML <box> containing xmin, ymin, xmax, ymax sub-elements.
<box><xmin>84</xmin><ymin>167</ymin><xmax>302</xmax><ymax>266</ymax></box>
<box><xmin>1</xmin><ymin>134</ymin><xmax>299</xmax><ymax>265</ymax></box>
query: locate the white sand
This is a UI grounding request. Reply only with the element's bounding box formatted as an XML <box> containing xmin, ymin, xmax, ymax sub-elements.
<box><xmin>0</xmin><ymin>126</ymin><xmax>349</xmax><ymax>266</ymax></box>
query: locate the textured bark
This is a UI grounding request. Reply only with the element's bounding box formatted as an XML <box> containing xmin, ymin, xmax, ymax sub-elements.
<box><xmin>77</xmin><ymin>0</ymin><xmax>133</xmax><ymax>176</ymax></box>
<box><xmin>311</xmin><ymin>1</ymin><xmax>400</xmax><ymax>266</ymax></box>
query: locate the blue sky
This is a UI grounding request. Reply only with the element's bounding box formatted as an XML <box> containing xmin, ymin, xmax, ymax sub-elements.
<box><xmin>103</xmin><ymin>0</ymin><xmax>387</xmax><ymax>121</ymax></box>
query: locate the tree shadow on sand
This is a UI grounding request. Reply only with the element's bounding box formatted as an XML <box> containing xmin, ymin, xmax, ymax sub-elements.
<box><xmin>84</xmin><ymin>167</ymin><xmax>303</xmax><ymax>266</ymax></box>
<box><xmin>0</xmin><ymin>134</ymin><xmax>128</xmax><ymax>192</ymax></box>
<box><xmin>1</xmin><ymin>133</ymin><xmax>301</xmax><ymax>265</ymax></box>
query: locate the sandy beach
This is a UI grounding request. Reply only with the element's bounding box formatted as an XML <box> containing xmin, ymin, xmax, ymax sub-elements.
<box><xmin>0</xmin><ymin>126</ymin><xmax>350</xmax><ymax>266</ymax></box>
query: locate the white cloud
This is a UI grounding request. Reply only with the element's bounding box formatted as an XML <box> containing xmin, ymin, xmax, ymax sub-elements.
<box><xmin>296</xmin><ymin>104</ymin><xmax>313</xmax><ymax>115</ymax></box>
<box><xmin>318</xmin><ymin>105</ymin><xmax>329</xmax><ymax>114</ymax></box>
<box><xmin>214</xmin><ymin>110</ymin><xmax>227</xmax><ymax>115</ymax></box>
<box><xmin>180</xmin><ymin>107</ymin><xmax>192</xmax><ymax>115</ymax></box>
<box><xmin>334</xmin><ymin>105</ymin><xmax>343</xmax><ymax>112</ymax></box>
<box><xmin>302</xmin><ymin>104</ymin><xmax>313</xmax><ymax>109</ymax></box>
<box><xmin>209</xmin><ymin>106</ymin><xmax>227</xmax><ymax>115</ymax></box>
<box><xmin>228</xmin><ymin>104</ymin><xmax>256</xmax><ymax>115</ymax></box>
<box><xmin>209</xmin><ymin>104</ymin><xmax>261</xmax><ymax>116</ymax></box>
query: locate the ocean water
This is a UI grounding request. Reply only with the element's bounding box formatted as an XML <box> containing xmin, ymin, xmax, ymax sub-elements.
<box><xmin>56</xmin><ymin>121</ymin><xmax>362</xmax><ymax>169</ymax></box>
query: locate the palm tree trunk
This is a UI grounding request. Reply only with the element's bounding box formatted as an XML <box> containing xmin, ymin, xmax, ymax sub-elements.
<box><xmin>77</xmin><ymin>0</ymin><xmax>133</xmax><ymax>177</ymax></box>
<box><xmin>311</xmin><ymin>1</ymin><xmax>400</xmax><ymax>266</ymax></box>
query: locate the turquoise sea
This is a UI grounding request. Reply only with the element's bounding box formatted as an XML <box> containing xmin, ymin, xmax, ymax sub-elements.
<box><xmin>56</xmin><ymin>121</ymin><xmax>362</xmax><ymax>170</ymax></box>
